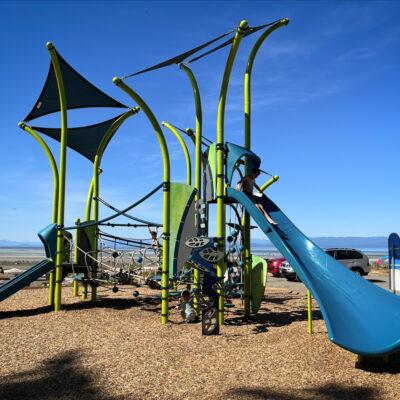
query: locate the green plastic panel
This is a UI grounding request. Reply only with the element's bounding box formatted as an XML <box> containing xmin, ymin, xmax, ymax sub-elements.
<box><xmin>169</xmin><ymin>183</ymin><xmax>197</xmax><ymax>278</ymax></box>
<box><xmin>251</xmin><ymin>254</ymin><xmax>268</xmax><ymax>314</ymax></box>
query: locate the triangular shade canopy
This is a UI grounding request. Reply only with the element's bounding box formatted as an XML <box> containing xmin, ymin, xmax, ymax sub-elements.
<box><xmin>32</xmin><ymin>113</ymin><xmax>126</xmax><ymax>162</ymax></box>
<box><xmin>25</xmin><ymin>51</ymin><xmax>126</xmax><ymax>122</ymax></box>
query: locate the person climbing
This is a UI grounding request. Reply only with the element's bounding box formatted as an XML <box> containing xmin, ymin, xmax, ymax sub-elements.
<box><xmin>237</xmin><ymin>167</ymin><xmax>278</xmax><ymax>226</ymax></box>
<box><xmin>148</xmin><ymin>227</ymin><xmax>162</xmax><ymax>265</ymax></box>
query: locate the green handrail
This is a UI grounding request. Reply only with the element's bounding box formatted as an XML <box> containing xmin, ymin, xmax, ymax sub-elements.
<box><xmin>113</xmin><ymin>77</ymin><xmax>171</xmax><ymax>325</ymax></box>
<box><xmin>216</xmin><ymin>20</ymin><xmax>248</xmax><ymax>326</ymax></box>
<box><xmin>47</xmin><ymin>42</ymin><xmax>68</xmax><ymax>312</ymax></box>
<box><xmin>243</xmin><ymin>18</ymin><xmax>289</xmax><ymax>316</ymax></box>
<box><xmin>162</xmin><ymin>121</ymin><xmax>192</xmax><ymax>185</ymax></box>
<box><xmin>18</xmin><ymin>123</ymin><xmax>59</xmax><ymax>306</ymax></box>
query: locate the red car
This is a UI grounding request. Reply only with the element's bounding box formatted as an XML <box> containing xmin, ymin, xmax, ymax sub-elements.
<box><xmin>267</xmin><ymin>257</ymin><xmax>286</xmax><ymax>277</ymax></box>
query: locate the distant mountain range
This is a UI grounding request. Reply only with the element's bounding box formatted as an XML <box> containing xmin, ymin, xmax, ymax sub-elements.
<box><xmin>0</xmin><ymin>237</ymin><xmax>389</xmax><ymax>249</ymax></box>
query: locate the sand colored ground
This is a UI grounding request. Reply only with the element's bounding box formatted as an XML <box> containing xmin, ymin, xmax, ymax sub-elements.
<box><xmin>0</xmin><ymin>285</ymin><xmax>399</xmax><ymax>400</ymax></box>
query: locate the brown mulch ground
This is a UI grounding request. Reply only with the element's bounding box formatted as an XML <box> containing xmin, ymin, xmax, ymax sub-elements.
<box><xmin>0</xmin><ymin>285</ymin><xmax>399</xmax><ymax>400</ymax></box>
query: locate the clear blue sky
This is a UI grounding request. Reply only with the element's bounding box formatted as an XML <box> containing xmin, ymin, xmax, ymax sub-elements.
<box><xmin>1</xmin><ymin>1</ymin><xmax>399</xmax><ymax>242</ymax></box>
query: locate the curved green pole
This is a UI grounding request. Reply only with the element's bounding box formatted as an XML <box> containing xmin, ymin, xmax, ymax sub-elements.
<box><xmin>162</xmin><ymin>121</ymin><xmax>191</xmax><ymax>185</ymax></box>
<box><xmin>46</xmin><ymin>42</ymin><xmax>68</xmax><ymax>312</ymax></box>
<box><xmin>243</xmin><ymin>18</ymin><xmax>289</xmax><ymax>317</ymax></box>
<box><xmin>85</xmin><ymin>178</ymin><xmax>95</xmax><ymax>221</ymax></box>
<box><xmin>113</xmin><ymin>77</ymin><xmax>171</xmax><ymax>325</ymax></box>
<box><xmin>216</xmin><ymin>20</ymin><xmax>248</xmax><ymax>326</ymax></box>
<box><xmin>18</xmin><ymin>123</ymin><xmax>59</xmax><ymax>306</ymax></box>
<box><xmin>91</xmin><ymin>108</ymin><xmax>139</xmax><ymax>301</ymax></box>
<box><xmin>180</xmin><ymin>64</ymin><xmax>202</xmax><ymax>307</ymax></box>
<box><xmin>260</xmin><ymin>175</ymin><xmax>279</xmax><ymax>192</ymax></box>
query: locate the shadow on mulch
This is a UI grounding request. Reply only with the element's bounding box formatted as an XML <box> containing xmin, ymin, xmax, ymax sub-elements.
<box><xmin>226</xmin><ymin>384</ymin><xmax>381</xmax><ymax>400</ymax></box>
<box><xmin>225</xmin><ymin>308</ymin><xmax>323</xmax><ymax>334</ymax></box>
<box><xmin>0</xmin><ymin>296</ymin><xmax>163</xmax><ymax>319</ymax></box>
<box><xmin>0</xmin><ymin>351</ymin><xmax>135</xmax><ymax>400</ymax></box>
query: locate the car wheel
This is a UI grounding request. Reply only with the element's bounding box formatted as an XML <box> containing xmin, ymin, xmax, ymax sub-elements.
<box><xmin>351</xmin><ymin>268</ymin><xmax>363</xmax><ymax>276</ymax></box>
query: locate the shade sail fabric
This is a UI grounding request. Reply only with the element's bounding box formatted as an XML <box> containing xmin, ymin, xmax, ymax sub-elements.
<box><xmin>32</xmin><ymin>113</ymin><xmax>126</xmax><ymax>162</ymax></box>
<box><xmin>25</xmin><ymin>51</ymin><xmax>126</xmax><ymax>122</ymax></box>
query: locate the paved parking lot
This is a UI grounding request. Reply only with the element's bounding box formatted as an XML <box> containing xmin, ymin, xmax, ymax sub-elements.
<box><xmin>267</xmin><ymin>270</ymin><xmax>390</xmax><ymax>293</ymax></box>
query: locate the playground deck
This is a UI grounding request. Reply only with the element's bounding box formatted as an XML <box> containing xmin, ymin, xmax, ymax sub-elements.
<box><xmin>0</xmin><ymin>286</ymin><xmax>399</xmax><ymax>400</ymax></box>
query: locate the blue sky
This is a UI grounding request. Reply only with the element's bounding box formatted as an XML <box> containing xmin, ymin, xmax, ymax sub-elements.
<box><xmin>1</xmin><ymin>0</ymin><xmax>399</xmax><ymax>242</ymax></box>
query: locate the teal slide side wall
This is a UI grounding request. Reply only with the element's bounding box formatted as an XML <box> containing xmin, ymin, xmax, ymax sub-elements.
<box><xmin>226</xmin><ymin>142</ymin><xmax>261</xmax><ymax>186</ymax></box>
<box><xmin>227</xmin><ymin>188</ymin><xmax>400</xmax><ymax>356</ymax></box>
<box><xmin>169</xmin><ymin>183</ymin><xmax>197</xmax><ymax>278</ymax></box>
<box><xmin>251</xmin><ymin>254</ymin><xmax>268</xmax><ymax>314</ymax></box>
<box><xmin>0</xmin><ymin>260</ymin><xmax>54</xmax><ymax>302</ymax></box>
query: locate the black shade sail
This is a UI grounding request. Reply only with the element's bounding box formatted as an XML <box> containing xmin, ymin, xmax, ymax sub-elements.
<box><xmin>32</xmin><ymin>113</ymin><xmax>127</xmax><ymax>162</ymax></box>
<box><xmin>25</xmin><ymin>51</ymin><xmax>127</xmax><ymax>122</ymax></box>
<box><xmin>123</xmin><ymin>20</ymin><xmax>281</xmax><ymax>78</ymax></box>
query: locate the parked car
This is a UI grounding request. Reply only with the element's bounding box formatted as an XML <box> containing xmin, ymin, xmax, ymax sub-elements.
<box><xmin>325</xmin><ymin>248</ymin><xmax>370</xmax><ymax>276</ymax></box>
<box><xmin>279</xmin><ymin>261</ymin><xmax>299</xmax><ymax>281</ymax></box>
<box><xmin>267</xmin><ymin>257</ymin><xmax>286</xmax><ymax>277</ymax></box>
<box><xmin>281</xmin><ymin>248</ymin><xmax>370</xmax><ymax>281</ymax></box>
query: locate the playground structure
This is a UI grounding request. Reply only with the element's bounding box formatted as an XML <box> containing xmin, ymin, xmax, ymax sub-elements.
<box><xmin>1</xmin><ymin>18</ymin><xmax>400</xmax><ymax>359</ymax></box>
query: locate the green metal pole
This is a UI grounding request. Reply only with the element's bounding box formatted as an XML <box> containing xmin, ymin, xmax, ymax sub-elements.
<box><xmin>91</xmin><ymin>108</ymin><xmax>139</xmax><ymax>301</ymax></box>
<box><xmin>113</xmin><ymin>78</ymin><xmax>171</xmax><ymax>325</ymax></box>
<box><xmin>73</xmin><ymin>218</ymin><xmax>80</xmax><ymax>297</ymax></box>
<box><xmin>217</xmin><ymin>20</ymin><xmax>248</xmax><ymax>326</ymax></box>
<box><xmin>260</xmin><ymin>176</ymin><xmax>280</xmax><ymax>192</ymax></box>
<box><xmin>180</xmin><ymin>64</ymin><xmax>202</xmax><ymax>311</ymax></box>
<box><xmin>47</xmin><ymin>42</ymin><xmax>68</xmax><ymax>312</ymax></box>
<box><xmin>162</xmin><ymin>122</ymin><xmax>192</xmax><ymax>185</ymax></box>
<box><xmin>243</xmin><ymin>18</ymin><xmax>289</xmax><ymax>317</ymax></box>
<box><xmin>85</xmin><ymin>178</ymin><xmax>95</xmax><ymax>221</ymax></box>
<box><xmin>18</xmin><ymin>123</ymin><xmax>59</xmax><ymax>306</ymax></box>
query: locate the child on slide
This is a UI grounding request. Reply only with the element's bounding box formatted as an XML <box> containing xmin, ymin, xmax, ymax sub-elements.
<box><xmin>237</xmin><ymin>167</ymin><xmax>278</xmax><ymax>226</ymax></box>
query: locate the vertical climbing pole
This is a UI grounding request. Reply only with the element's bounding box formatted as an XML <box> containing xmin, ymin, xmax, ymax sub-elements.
<box><xmin>113</xmin><ymin>77</ymin><xmax>171</xmax><ymax>324</ymax></box>
<box><xmin>91</xmin><ymin>109</ymin><xmax>139</xmax><ymax>301</ymax></box>
<box><xmin>243</xmin><ymin>18</ymin><xmax>289</xmax><ymax>317</ymax></box>
<box><xmin>216</xmin><ymin>20</ymin><xmax>248</xmax><ymax>326</ymax></box>
<box><xmin>18</xmin><ymin>123</ymin><xmax>59</xmax><ymax>306</ymax></box>
<box><xmin>46</xmin><ymin>42</ymin><xmax>68</xmax><ymax>312</ymax></box>
<box><xmin>179</xmin><ymin>64</ymin><xmax>202</xmax><ymax>309</ymax></box>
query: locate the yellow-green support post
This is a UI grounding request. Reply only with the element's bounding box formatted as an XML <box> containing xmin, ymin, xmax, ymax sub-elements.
<box><xmin>180</xmin><ymin>64</ymin><xmax>202</xmax><ymax>312</ymax></box>
<box><xmin>73</xmin><ymin>218</ymin><xmax>80</xmax><ymax>297</ymax></box>
<box><xmin>47</xmin><ymin>42</ymin><xmax>68</xmax><ymax>312</ymax></box>
<box><xmin>91</xmin><ymin>108</ymin><xmax>139</xmax><ymax>301</ymax></box>
<box><xmin>18</xmin><ymin>123</ymin><xmax>59</xmax><ymax>306</ymax></box>
<box><xmin>85</xmin><ymin>178</ymin><xmax>95</xmax><ymax>221</ymax></box>
<box><xmin>307</xmin><ymin>290</ymin><xmax>313</xmax><ymax>335</ymax></box>
<box><xmin>217</xmin><ymin>20</ymin><xmax>248</xmax><ymax>326</ymax></box>
<box><xmin>243</xmin><ymin>18</ymin><xmax>289</xmax><ymax>317</ymax></box>
<box><xmin>260</xmin><ymin>176</ymin><xmax>280</xmax><ymax>192</ymax></box>
<box><xmin>113</xmin><ymin>77</ymin><xmax>171</xmax><ymax>324</ymax></box>
<box><xmin>162</xmin><ymin>122</ymin><xmax>192</xmax><ymax>185</ymax></box>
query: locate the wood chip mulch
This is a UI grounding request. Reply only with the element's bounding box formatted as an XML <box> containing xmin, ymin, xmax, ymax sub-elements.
<box><xmin>0</xmin><ymin>285</ymin><xmax>399</xmax><ymax>400</ymax></box>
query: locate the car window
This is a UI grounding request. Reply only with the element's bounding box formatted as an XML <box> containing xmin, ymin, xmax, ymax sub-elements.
<box><xmin>347</xmin><ymin>250</ymin><xmax>363</xmax><ymax>259</ymax></box>
<box><xmin>326</xmin><ymin>250</ymin><xmax>335</xmax><ymax>257</ymax></box>
<box><xmin>336</xmin><ymin>250</ymin><xmax>348</xmax><ymax>260</ymax></box>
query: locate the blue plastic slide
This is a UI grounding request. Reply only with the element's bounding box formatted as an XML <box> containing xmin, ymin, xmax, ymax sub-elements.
<box><xmin>227</xmin><ymin>188</ymin><xmax>400</xmax><ymax>356</ymax></box>
<box><xmin>0</xmin><ymin>259</ymin><xmax>54</xmax><ymax>302</ymax></box>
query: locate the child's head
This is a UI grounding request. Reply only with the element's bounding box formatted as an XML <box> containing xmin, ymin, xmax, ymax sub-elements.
<box><xmin>250</xmin><ymin>167</ymin><xmax>261</xmax><ymax>178</ymax></box>
<box><xmin>181</xmin><ymin>289</ymin><xmax>191</xmax><ymax>302</ymax></box>
<box><xmin>150</xmin><ymin>230</ymin><xmax>157</xmax><ymax>239</ymax></box>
